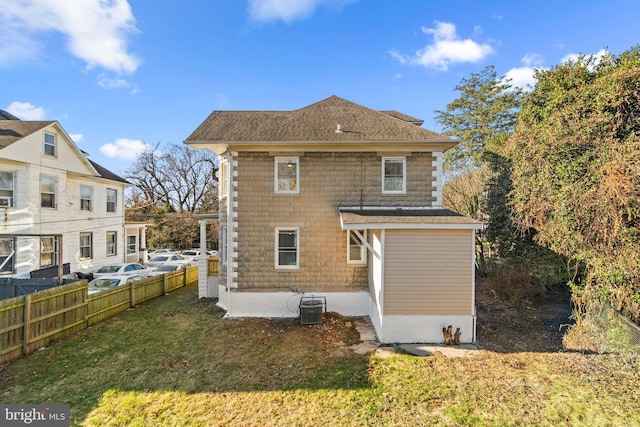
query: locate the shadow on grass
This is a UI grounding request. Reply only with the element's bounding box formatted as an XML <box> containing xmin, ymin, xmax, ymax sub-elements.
<box><xmin>0</xmin><ymin>285</ymin><xmax>374</xmax><ymax>424</ymax></box>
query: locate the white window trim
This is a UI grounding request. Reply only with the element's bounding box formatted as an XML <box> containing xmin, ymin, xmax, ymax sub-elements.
<box><xmin>80</xmin><ymin>185</ymin><xmax>93</xmax><ymax>211</ymax></box>
<box><xmin>347</xmin><ymin>230</ymin><xmax>367</xmax><ymax>265</ymax></box>
<box><xmin>219</xmin><ymin>160</ymin><xmax>229</xmax><ymax>200</ymax></box>
<box><xmin>382</xmin><ymin>156</ymin><xmax>406</xmax><ymax>194</ymax></box>
<box><xmin>107</xmin><ymin>231</ymin><xmax>117</xmax><ymax>257</ymax></box>
<box><xmin>44</xmin><ymin>132</ymin><xmax>56</xmax><ymax>157</ymax></box>
<box><xmin>0</xmin><ymin>171</ymin><xmax>15</xmax><ymax>208</ymax></box>
<box><xmin>106</xmin><ymin>188</ymin><xmax>117</xmax><ymax>213</ymax></box>
<box><xmin>79</xmin><ymin>232</ymin><xmax>93</xmax><ymax>260</ymax></box>
<box><xmin>127</xmin><ymin>235</ymin><xmax>136</xmax><ymax>255</ymax></box>
<box><xmin>40</xmin><ymin>236</ymin><xmax>58</xmax><ymax>268</ymax></box>
<box><xmin>40</xmin><ymin>175</ymin><xmax>57</xmax><ymax>209</ymax></box>
<box><xmin>275</xmin><ymin>227</ymin><xmax>299</xmax><ymax>270</ymax></box>
<box><xmin>274</xmin><ymin>157</ymin><xmax>300</xmax><ymax>194</ymax></box>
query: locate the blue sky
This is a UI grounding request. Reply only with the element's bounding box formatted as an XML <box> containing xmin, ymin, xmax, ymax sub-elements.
<box><xmin>1</xmin><ymin>0</ymin><xmax>639</xmax><ymax>175</ymax></box>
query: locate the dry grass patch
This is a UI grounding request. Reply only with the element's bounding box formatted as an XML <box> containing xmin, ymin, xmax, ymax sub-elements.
<box><xmin>1</xmin><ymin>284</ymin><xmax>639</xmax><ymax>426</ymax></box>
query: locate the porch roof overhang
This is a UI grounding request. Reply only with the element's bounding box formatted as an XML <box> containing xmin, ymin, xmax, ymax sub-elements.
<box><xmin>339</xmin><ymin>207</ymin><xmax>483</xmax><ymax>230</ymax></box>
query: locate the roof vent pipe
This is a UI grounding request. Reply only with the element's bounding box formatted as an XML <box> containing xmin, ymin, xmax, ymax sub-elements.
<box><xmin>336</xmin><ymin>124</ymin><xmax>343</xmax><ymax>133</ymax></box>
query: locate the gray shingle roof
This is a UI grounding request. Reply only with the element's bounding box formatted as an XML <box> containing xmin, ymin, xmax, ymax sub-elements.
<box><xmin>0</xmin><ymin>121</ymin><xmax>53</xmax><ymax>149</ymax></box>
<box><xmin>186</xmin><ymin>95</ymin><xmax>454</xmax><ymax>144</ymax></box>
<box><xmin>0</xmin><ymin>120</ymin><xmax>128</xmax><ymax>184</ymax></box>
<box><xmin>339</xmin><ymin>207</ymin><xmax>483</xmax><ymax>228</ymax></box>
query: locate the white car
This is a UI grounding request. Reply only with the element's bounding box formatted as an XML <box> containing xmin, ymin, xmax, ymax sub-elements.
<box><xmin>87</xmin><ymin>274</ymin><xmax>145</xmax><ymax>295</ymax></box>
<box><xmin>147</xmin><ymin>248</ymin><xmax>177</xmax><ymax>260</ymax></box>
<box><xmin>146</xmin><ymin>254</ymin><xmax>189</xmax><ymax>268</ymax></box>
<box><xmin>93</xmin><ymin>262</ymin><xmax>150</xmax><ymax>277</ymax></box>
<box><xmin>180</xmin><ymin>249</ymin><xmax>215</xmax><ymax>262</ymax></box>
<box><xmin>146</xmin><ymin>263</ymin><xmax>187</xmax><ymax>277</ymax></box>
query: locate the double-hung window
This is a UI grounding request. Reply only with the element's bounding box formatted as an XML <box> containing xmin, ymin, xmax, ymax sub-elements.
<box><xmin>276</xmin><ymin>227</ymin><xmax>299</xmax><ymax>269</ymax></box>
<box><xmin>80</xmin><ymin>232</ymin><xmax>93</xmax><ymax>260</ymax></box>
<box><xmin>44</xmin><ymin>132</ymin><xmax>56</xmax><ymax>157</ymax></box>
<box><xmin>275</xmin><ymin>157</ymin><xmax>299</xmax><ymax>194</ymax></box>
<box><xmin>41</xmin><ymin>236</ymin><xmax>58</xmax><ymax>267</ymax></box>
<box><xmin>347</xmin><ymin>230</ymin><xmax>367</xmax><ymax>265</ymax></box>
<box><xmin>382</xmin><ymin>157</ymin><xmax>406</xmax><ymax>194</ymax></box>
<box><xmin>106</xmin><ymin>188</ymin><xmax>117</xmax><ymax>213</ymax></box>
<box><xmin>0</xmin><ymin>171</ymin><xmax>14</xmax><ymax>207</ymax></box>
<box><xmin>40</xmin><ymin>175</ymin><xmax>56</xmax><ymax>208</ymax></box>
<box><xmin>106</xmin><ymin>231</ymin><xmax>117</xmax><ymax>256</ymax></box>
<box><xmin>80</xmin><ymin>185</ymin><xmax>93</xmax><ymax>211</ymax></box>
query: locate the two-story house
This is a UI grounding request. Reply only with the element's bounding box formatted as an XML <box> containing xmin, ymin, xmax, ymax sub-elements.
<box><xmin>185</xmin><ymin>96</ymin><xmax>481</xmax><ymax>343</ymax></box>
<box><xmin>0</xmin><ymin>111</ymin><xmax>147</xmax><ymax>278</ymax></box>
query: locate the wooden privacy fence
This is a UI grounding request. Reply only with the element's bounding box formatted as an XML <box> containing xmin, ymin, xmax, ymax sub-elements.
<box><xmin>0</xmin><ymin>264</ymin><xmax>199</xmax><ymax>364</ymax></box>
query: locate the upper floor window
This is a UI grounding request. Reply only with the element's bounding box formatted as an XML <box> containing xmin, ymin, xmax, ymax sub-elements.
<box><xmin>44</xmin><ymin>132</ymin><xmax>56</xmax><ymax>157</ymax></box>
<box><xmin>40</xmin><ymin>175</ymin><xmax>56</xmax><ymax>208</ymax></box>
<box><xmin>106</xmin><ymin>188</ymin><xmax>117</xmax><ymax>213</ymax></box>
<box><xmin>219</xmin><ymin>160</ymin><xmax>228</xmax><ymax>199</ymax></box>
<box><xmin>79</xmin><ymin>232</ymin><xmax>92</xmax><ymax>260</ymax></box>
<box><xmin>0</xmin><ymin>238</ymin><xmax>15</xmax><ymax>273</ymax></box>
<box><xmin>41</xmin><ymin>236</ymin><xmax>58</xmax><ymax>267</ymax></box>
<box><xmin>382</xmin><ymin>157</ymin><xmax>406</xmax><ymax>194</ymax></box>
<box><xmin>106</xmin><ymin>231</ymin><xmax>117</xmax><ymax>256</ymax></box>
<box><xmin>0</xmin><ymin>171</ymin><xmax>14</xmax><ymax>208</ymax></box>
<box><xmin>80</xmin><ymin>185</ymin><xmax>93</xmax><ymax>211</ymax></box>
<box><xmin>347</xmin><ymin>230</ymin><xmax>367</xmax><ymax>265</ymax></box>
<box><xmin>276</xmin><ymin>227</ymin><xmax>299</xmax><ymax>269</ymax></box>
<box><xmin>275</xmin><ymin>157</ymin><xmax>299</xmax><ymax>194</ymax></box>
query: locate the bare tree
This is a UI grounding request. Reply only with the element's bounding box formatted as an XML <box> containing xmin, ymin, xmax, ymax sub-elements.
<box><xmin>124</xmin><ymin>143</ymin><xmax>218</xmax><ymax>213</ymax></box>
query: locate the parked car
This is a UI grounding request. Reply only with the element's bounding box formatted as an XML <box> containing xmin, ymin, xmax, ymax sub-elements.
<box><xmin>146</xmin><ymin>254</ymin><xmax>190</xmax><ymax>269</ymax></box>
<box><xmin>146</xmin><ymin>263</ymin><xmax>187</xmax><ymax>277</ymax></box>
<box><xmin>147</xmin><ymin>248</ymin><xmax>177</xmax><ymax>260</ymax></box>
<box><xmin>87</xmin><ymin>275</ymin><xmax>145</xmax><ymax>295</ymax></box>
<box><xmin>180</xmin><ymin>249</ymin><xmax>215</xmax><ymax>262</ymax></box>
<box><xmin>93</xmin><ymin>262</ymin><xmax>150</xmax><ymax>277</ymax></box>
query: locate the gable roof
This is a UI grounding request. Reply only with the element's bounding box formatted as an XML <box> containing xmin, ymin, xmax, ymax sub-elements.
<box><xmin>0</xmin><ymin>109</ymin><xmax>20</xmax><ymax>120</ymax></box>
<box><xmin>0</xmin><ymin>121</ymin><xmax>54</xmax><ymax>149</ymax></box>
<box><xmin>0</xmin><ymin>120</ymin><xmax>129</xmax><ymax>185</ymax></box>
<box><xmin>185</xmin><ymin>96</ymin><xmax>455</xmax><ymax>148</ymax></box>
<box><xmin>88</xmin><ymin>159</ymin><xmax>130</xmax><ymax>184</ymax></box>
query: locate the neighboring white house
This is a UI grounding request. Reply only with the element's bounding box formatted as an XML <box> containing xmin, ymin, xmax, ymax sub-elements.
<box><xmin>0</xmin><ymin>111</ymin><xmax>147</xmax><ymax>278</ymax></box>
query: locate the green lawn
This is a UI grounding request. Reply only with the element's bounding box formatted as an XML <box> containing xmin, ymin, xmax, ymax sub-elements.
<box><xmin>1</xmin><ymin>284</ymin><xmax>638</xmax><ymax>426</ymax></box>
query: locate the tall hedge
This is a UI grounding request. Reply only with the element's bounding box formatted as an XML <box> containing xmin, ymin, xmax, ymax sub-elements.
<box><xmin>506</xmin><ymin>47</ymin><xmax>640</xmax><ymax>321</ymax></box>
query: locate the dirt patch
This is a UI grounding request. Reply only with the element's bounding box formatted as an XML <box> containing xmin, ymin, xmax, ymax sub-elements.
<box><xmin>475</xmin><ymin>278</ymin><xmax>573</xmax><ymax>352</ymax></box>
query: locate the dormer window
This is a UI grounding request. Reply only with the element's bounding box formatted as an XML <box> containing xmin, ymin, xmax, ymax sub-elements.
<box><xmin>44</xmin><ymin>132</ymin><xmax>56</xmax><ymax>157</ymax></box>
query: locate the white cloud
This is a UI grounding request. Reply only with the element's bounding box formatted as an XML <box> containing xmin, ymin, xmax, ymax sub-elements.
<box><xmin>504</xmin><ymin>54</ymin><xmax>545</xmax><ymax>91</ymax></box>
<box><xmin>0</xmin><ymin>0</ymin><xmax>140</xmax><ymax>74</ymax></box>
<box><xmin>248</xmin><ymin>0</ymin><xmax>357</xmax><ymax>23</ymax></box>
<box><xmin>5</xmin><ymin>101</ymin><xmax>45</xmax><ymax>120</ymax></box>
<box><xmin>70</xmin><ymin>134</ymin><xmax>84</xmax><ymax>143</ymax></box>
<box><xmin>97</xmin><ymin>74</ymin><xmax>139</xmax><ymax>93</ymax></box>
<box><xmin>561</xmin><ymin>49</ymin><xmax>609</xmax><ymax>68</ymax></box>
<box><xmin>100</xmin><ymin>138</ymin><xmax>149</xmax><ymax>160</ymax></box>
<box><xmin>391</xmin><ymin>21</ymin><xmax>494</xmax><ymax>71</ymax></box>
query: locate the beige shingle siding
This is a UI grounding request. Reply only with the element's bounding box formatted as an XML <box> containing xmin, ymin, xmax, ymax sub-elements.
<box><xmin>232</xmin><ymin>151</ymin><xmax>437</xmax><ymax>292</ymax></box>
<box><xmin>383</xmin><ymin>229</ymin><xmax>473</xmax><ymax>315</ymax></box>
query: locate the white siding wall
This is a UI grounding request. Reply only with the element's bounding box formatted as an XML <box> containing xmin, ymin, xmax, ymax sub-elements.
<box><xmin>0</xmin><ymin>126</ymin><xmax>128</xmax><ymax>277</ymax></box>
